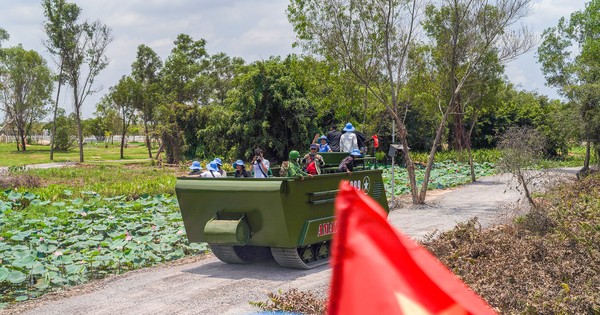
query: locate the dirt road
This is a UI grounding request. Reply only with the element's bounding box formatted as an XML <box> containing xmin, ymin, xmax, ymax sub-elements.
<box><xmin>4</xmin><ymin>169</ymin><xmax>576</xmax><ymax>315</ymax></box>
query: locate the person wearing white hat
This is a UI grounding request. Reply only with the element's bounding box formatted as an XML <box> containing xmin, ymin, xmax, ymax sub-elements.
<box><xmin>339</xmin><ymin>122</ymin><xmax>358</xmax><ymax>153</ymax></box>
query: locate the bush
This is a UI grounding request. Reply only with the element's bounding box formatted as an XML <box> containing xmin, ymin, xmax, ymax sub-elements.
<box><xmin>50</xmin><ymin>113</ymin><xmax>76</xmax><ymax>151</ymax></box>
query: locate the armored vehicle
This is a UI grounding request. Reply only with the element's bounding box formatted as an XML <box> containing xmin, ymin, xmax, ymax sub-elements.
<box><xmin>175</xmin><ymin>154</ymin><xmax>388</xmax><ymax>269</ymax></box>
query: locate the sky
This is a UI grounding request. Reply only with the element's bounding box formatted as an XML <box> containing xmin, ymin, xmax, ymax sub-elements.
<box><xmin>0</xmin><ymin>0</ymin><xmax>588</xmax><ymax>119</ymax></box>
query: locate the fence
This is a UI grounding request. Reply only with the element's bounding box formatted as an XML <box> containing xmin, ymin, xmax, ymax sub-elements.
<box><xmin>0</xmin><ymin>134</ymin><xmax>148</xmax><ymax>145</ymax></box>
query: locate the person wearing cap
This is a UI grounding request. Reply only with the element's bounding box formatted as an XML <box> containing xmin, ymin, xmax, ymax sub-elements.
<box><xmin>200</xmin><ymin>161</ymin><xmax>222</xmax><ymax>178</ymax></box>
<box><xmin>213</xmin><ymin>158</ymin><xmax>226</xmax><ymax>177</ymax></box>
<box><xmin>233</xmin><ymin>160</ymin><xmax>251</xmax><ymax>178</ymax></box>
<box><xmin>338</xmin><ymin>149</ymin><xmax>362</xmax><ymax>174</ymax></box>
<box><xmin>188</xmin><ymin>160</ymin><xmax>202</xmax><ymax>176</ymax></box>
<box><xmin>339</xmin><ymin>122</ymin><xmax>358</xmax><ymax>153</ymax></box>
<box><xmin>301</xmin><ymin>144</ymin><xmax>325</xmax><ymax>175</ymax></box>
<box><xmin>326</xmin><ymin>125</ymin><xmax>342</xmax><ymax>152</ymax></box>
<box><xmin>317</xmin><ymin>135</ymin><xmax>332</xmax><ymax>152</ymax></box>
<box><xmin>280</xmin><ymin>150</ymin><xmax>308</xmax><ymax>177</ymax></box>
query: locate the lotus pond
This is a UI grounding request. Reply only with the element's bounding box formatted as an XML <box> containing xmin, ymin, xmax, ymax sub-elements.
<box><xmin>0</xmin><ymin>190</ymin><xmax>206</xmax><ymax>307</ymax></box>
<box><xmin>382</xmin><ymin>160</ymin><xmax>497</xmax><ymax>195</ymax></box>
<box><xmin>0</xmin><ymin>160</ymin><xmax>496</xmax><ymax>308</ymax></box>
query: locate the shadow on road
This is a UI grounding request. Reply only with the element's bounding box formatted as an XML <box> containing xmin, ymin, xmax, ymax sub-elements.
<box><xmin>182</xmin><ymin>258</ymin><xmax>330</xmax><ymax>281</ymax></box>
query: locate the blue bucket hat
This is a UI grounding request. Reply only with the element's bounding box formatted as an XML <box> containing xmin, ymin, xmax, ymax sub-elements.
<box><xmin>213</xmin><ymin>158</ymin><xmax>223</xmax><ymax>166</ymax></box>
<box><xmin>189</xmin><ymin>160</ymin><xmax>202</xmax><ymax>170</ymax></box>
<box><xmin>343</xmin><ymin>122</ymin><xmax>355</xmax><ymax>132</ymax></box>
<box><xmin>350</xmin><ymin>149</ymin><xmax>362</xmax><ymax>157</ymax></box>
<box><xmin>233</xmin><ymin>160</ymin><xmax>244</xmax><ymax>167</ymax></box>
<box><xmin>318</xmin><ymin>135</ymin><xmax>328</xmax><ymax>143</ymax></box>
<box><xmin>207</xmin><ymin>162</ymin><xmax>219</xmax><ymax>172</ymax></box>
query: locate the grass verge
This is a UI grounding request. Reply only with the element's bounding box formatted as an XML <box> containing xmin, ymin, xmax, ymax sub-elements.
<box><xmin>0</xmin><ymin>142</ymin><xmax>155</xmax><ymax>167</ymax></box>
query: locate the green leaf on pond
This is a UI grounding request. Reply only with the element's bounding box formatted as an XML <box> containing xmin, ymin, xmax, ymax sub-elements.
<box><xmin>0</xmin><ymin>267</ymin><xmax>9</xmax><ymax>281</ymax></box>
<box><xmin>7</xmin><ymin>270</ymin><xmax>26</xmax><ymax>284</ymax></box>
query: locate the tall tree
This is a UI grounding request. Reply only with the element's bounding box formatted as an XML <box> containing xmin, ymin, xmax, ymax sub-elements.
<box><xmin>538</xmin><ymin>0</ymin><xmax>600</xmax><ymax>173</ymax></box>
<box><xmin>288</xmin><ymin>0</ymin><xmax>425</xmax><ymax>203</ymax></box>
<box><xmin>105</xmin><ymin>76</ymin><xmax>139</xmax><ymax>159</ymax></box>
<box><xmin>157</xmin><ymin>34</ymin><xmax>208</xmax><ymax>163</ymax></box>
<box><xmin>131</xmin><ymin>44</ymin><xmax>162</xmax><ymax>158</ymax></box>
<box><xmin>62</xmin><ymin>18</ymin><xmax>112</xmax><ymax>162</ymax></box>
<box><xmin>223</xmin><ymin>56</ymin><xmax>320</xmax><ymax>160</ymax></box>
<box><xmin>207</xmin><ymin>52</ymin><xmax>244</xmax><ymax>106</ymax></box>
<box><xmin>421</xmin><ymin>0</ymin><xmax>534</xmax><ymax>189</ymax></box>
<box><xmin>0</xmin><ymin>46</ymin><xmax>53</xmax><ymax>151</ymax></box>
<box><xmin>0</xmin><ymin>27</ymin><xmax>8</xmax><ymax>47</ymax></box>
<box><xmin>42</xmin><ymin>0</ymin><xmax>81</xmax><ymax>160</ymax></box>
<box><xmin>161</xmin><ymin>34</ymin><xmax>209</xmax><ymax>104</ymax></box>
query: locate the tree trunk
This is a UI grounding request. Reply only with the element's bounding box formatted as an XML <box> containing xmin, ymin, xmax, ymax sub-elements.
<box><xmin>120</xmin><ymin>116</ymin><xmax>127</xmax><ymax>159</ymax></box>
<box><xmin>517</xmin><ymin>172</ymin><xmax>536</xmax><ymax>208</ymax></box>
<box><xmin>73</xmin><ymin>87</ymin><xmax>84</xmax><ymax>163</ymax></box>
<box><xmin>468</xmin><ymin>148</ymin><xmax>476</xmax><ymax>182</ymax></box>
<box><xmin>19</xmin><ymin>125</ymin><xmax>27</xmax><ymax>152</ymax></box>
<box><xmin>144</xmin><ymin>119</ymin><xmax>152</xmax><ymax>158</ymax></box>
<box><xmin>50</xmin><ymin>66</ymin><xmax>63</xmax><ymax>160</ymax></box>
<box><xmin>451</xmin><ymin>91</ymin><xmax>468</xmax><ymax>151</ymax></box>
<box><xmin>583</xmin><ymin>141</ymin><xmax>591</xmax><ymax>171</ymax></box>
<box><xmin>466</xmin><ymin>115</ymin><xmax>479</xmax><ymax>182</ymax></box>
<box><xmin>120</xmin><ymin>130</ymin><xmax>126</xmax><ymax>159</ymax></box>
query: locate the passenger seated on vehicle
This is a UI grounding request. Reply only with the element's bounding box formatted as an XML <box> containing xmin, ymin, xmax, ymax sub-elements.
<box><xmin>213</xmin><ymin>158</ymin><xmax>226</xmax><ymax>177</ymax></box>
<box><xmin>317</xmin><ymin>135</ymin><xmax>332</xmax><ymax>152</ymax></box>
<box><xmin>233</xmin><ymin>160</ymin><xmax>251</xmax><ymax>178</ymax></box>
<box><xmin>280</xmin><ymin>150</ymin><xmax>308</xmax><ymax>177</ymax></box>
<box><xmin>188</xmin><ymin>160</ymin><xmax>202</xmax><ymax>176</ymax></box>
<box><xmin>338</xmin><ymin>149</ymin><xmax>362</xmax><ymax>174</ymax></box>
<box><xmin>301</xmin><ymin>144</ymin><xmax>325</xmax><ymax>175</ymax></box>
<box><xmin>200</xmin><ymin>161</ymin><xmax>222</xmax><ymax>178</ymax></box>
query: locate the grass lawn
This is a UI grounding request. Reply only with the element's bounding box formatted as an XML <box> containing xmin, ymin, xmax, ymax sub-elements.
<box><xmin>0</xmin><ymin>142</ymin><xmax>156</xmax><ymax>167</ymax></box>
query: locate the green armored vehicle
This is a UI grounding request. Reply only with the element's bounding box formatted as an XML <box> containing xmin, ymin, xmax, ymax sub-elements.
<box><xmin>175</xmin><ymin>153</ymin><xmax>388</xmax><ymax>269</ymax></box>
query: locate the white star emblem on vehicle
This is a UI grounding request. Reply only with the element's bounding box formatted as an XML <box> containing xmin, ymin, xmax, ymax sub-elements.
<box><xmin>362</xmin><ymin>176</ymin><xmax>371</xmax><ymax>193</ymax></box>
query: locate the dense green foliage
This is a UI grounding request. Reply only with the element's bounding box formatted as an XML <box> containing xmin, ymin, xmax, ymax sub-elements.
<box><xmin>0</xmin><ymin>45</ymin><xmax>53</xmax><ymax>151</ymax></box>
<box><xmin>538</xmin><ymin>0</ymin><xmax>600</xmax><ymax>165</ymax></box>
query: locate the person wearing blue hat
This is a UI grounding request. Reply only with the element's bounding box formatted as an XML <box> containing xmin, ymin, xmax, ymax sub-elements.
<box><xmin>317</xmin><ymin>135</ymin><xmax>332</xmax><ymax>152</ymax></box>
<box><xmin>213</xmin><ymin>158</ymin><xmax>226</xmax><ymax>177</ymax></box>
<box><xmin>338</xmin><ymin>149</ymin><xmax>362</xmax><ymax>174</ymax></box>
<box><xmin>188</xmin><ymin>160</ymin><xmax>202</xmax><ymax>176</ymax></box>
<box><xmin>201</xmin><ymin>161</ymin><xmax>222</xmax><ymax>178</ymax></box>
<box><xmin>340</xmin><ymin>122</ymin><xmax>358</xmax><ymax>153</ymax></box>
<box><xmin>233</xmin><ymin>160</ymin><xmax>251</xmax><ymax>177</ymax></box>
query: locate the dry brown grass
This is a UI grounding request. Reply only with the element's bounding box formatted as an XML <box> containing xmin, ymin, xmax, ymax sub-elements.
<box><xmin>0</xmin><ymin>174</ymin><xmax>41</xmax><ymax>189</ymax></box>
<box><xmin>257</xmin><ymin>174</ymin><xmax>600</xmax><ymax>314</ymax></box>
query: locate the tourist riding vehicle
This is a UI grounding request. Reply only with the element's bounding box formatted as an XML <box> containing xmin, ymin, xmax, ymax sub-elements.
<box><xmin>175</xmin><ymin>152</ymin><xmax>388</xmax><ymax>269</ymax></box>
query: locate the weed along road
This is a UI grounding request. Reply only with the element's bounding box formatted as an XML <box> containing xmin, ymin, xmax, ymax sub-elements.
<box><xmin>7</xmin><ymin>170</ymin><xmax>576</xmax><ymax>315</ymax></box>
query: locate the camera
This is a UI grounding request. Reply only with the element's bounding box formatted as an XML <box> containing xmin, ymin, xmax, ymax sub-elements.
<box><xmin>256</xmin><ymin>157</ymin><xmax>261</xmax><ymax>163</ymax></box>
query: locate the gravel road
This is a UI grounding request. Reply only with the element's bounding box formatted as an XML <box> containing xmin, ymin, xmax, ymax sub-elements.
<box><xmin>3</xmin><ymin>169</ymin><xmax>577</xmax><ymax>315</ymax></box>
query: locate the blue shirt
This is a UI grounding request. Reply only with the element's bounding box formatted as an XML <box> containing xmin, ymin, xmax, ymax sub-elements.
<box><xmin>319</xmin><ymin>143</ymin><xmax>331</xmax><ymax>152</ymax></box>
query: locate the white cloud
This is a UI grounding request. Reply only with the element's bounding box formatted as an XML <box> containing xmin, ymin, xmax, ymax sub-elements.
<box><xmin>0</xmin><ymin>0</ymin><xmax>589</xmax><ymax>119</ymax></box>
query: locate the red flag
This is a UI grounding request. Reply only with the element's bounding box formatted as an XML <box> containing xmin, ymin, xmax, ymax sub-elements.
<box><xmin>328</xmin><ymin>181</ymin><xmax>497</xmax><ymax>315</ymax></box>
